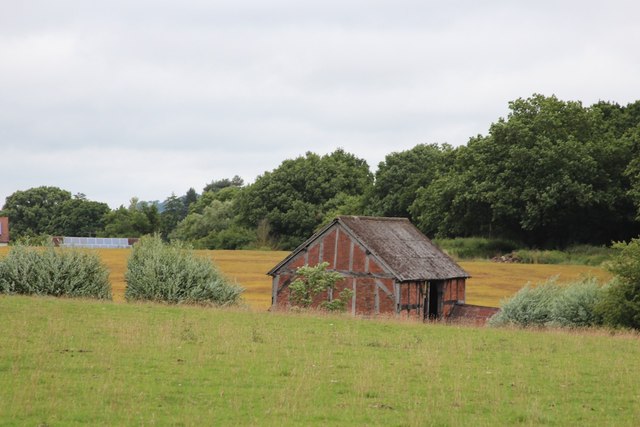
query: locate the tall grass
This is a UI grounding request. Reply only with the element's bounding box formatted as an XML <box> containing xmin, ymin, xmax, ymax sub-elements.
<box><xmin>0</xmin><ymin>244</ymin><xmax>111</xmax><ymax>299</ymax></box>
<box><xmin>125</xmin><ymin>235</ymin><xmax>243</xmax><ymax>305</ymax></box>
<box><xmin>433</xmin><ymin>237</ymin><xmax>519</xmax><ymax>259</ymax></box>
<box><xmin>514</xmin><ymin>245</ymin><xmax>614</xmax><ymax>266</ymax></box>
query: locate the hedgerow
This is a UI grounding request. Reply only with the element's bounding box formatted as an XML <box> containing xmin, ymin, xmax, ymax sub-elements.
<box><xmin>489</xmin><ymin>277</ymin><xmax>605</xmax><ymax>328</ymax></box>
<box><xmin>0</xmin><ymin>244</ymin><xmax>111</xmax><ymax>299</ymax></box>
<box><xmin>125</xmin><ymin>235</ymin><xmax>243</xmax><ymax>305</ymax></box>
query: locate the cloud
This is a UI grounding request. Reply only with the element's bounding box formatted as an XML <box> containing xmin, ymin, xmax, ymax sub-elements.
<box><xmin>1</xmin><ymin>0</ymin><xmax>640</xmax><ymax>208</ymax></box>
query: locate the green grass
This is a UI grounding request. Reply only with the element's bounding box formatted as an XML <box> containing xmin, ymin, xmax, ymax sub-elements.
<box><xmin>1</xmin><ymin>296</ymin><xmax>639</xmax><ymax>425</ymax></box>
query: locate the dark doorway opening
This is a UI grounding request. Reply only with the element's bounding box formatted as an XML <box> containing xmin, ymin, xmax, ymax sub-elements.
<box><xmin>427</xmin><ymin>281</ymin><xmax>442</xmax><ymax>319</ymax></box>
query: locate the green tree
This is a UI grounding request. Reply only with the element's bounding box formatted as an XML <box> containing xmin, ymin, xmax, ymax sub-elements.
<box><xmin>203</xmin><ymin>175</ymin><xmax>244</xmax><ymax>193</ymax></box>
<box><xmin>236</xmin><ymin>149</ymin><xmax>373</xmax><ymax>249</ymax></box>
<box><xmin>411</xmin><ymin>95</ymin><xmax>640</xmax><ymax>246</ymax></box>
<box><xmin>101</xmin><ymin>198</ymin><xmax>159</xmax><ymax>237</ymax></box>
<box><xmin>49</xmin><ymin>194</ymin><xmax>110</xmax><ymax>236</ymax></box>
<box><xmin>159</xmin><ymin>194</ymin><xmax>185</xmax><ymax>239</ymax></box>
<box><xmin>289</xmin><ymin>262</ymin><xmax>346</xmax><ymax>309</ymax></box>
<box><xmin>596</xmin><ymin>238</ymin><xmax>640</xmax><ymax>329</ymax></box>
<box><xmin>0</xmin><ymin>186</ymin><xmax>72</xmax><ymax>239</ymax></box>
<box><xmin>370</xmin><ymin>143</ymin><xmax>453</xmax><ymax>219</ymax></box>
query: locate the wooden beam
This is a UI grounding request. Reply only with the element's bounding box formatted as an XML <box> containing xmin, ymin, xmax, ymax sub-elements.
<box><xmin>271</xmin><ymin>275</ymin><xmax>279</xmax><ymax>308</ymax></box>
<box><xmin>351</xmin><ymin>278</ymin><xmax>356</xmax><ymax>315</ymax></box>
<box><xmin>333</xmin><ymin>227</ymin><xmax>340</xmax><ymax>269</ymax></box>
<box><xmin>348</xmin><ymin>241</ymin><xmax>354</xmax><ymax>272</ymax></box>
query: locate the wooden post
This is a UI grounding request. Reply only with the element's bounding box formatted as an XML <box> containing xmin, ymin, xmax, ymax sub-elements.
<box><xmin>351</xmin><ymin>278</ymin><xmax>356</xmax><ymax>315</ymax></box>
<box><xmin>333</xmin><ymin>227</ymin><xmax>340</xmax><ymax>269</ymax></box>
<box><xmin>271</xmin><ymin>275</ymin><xmax>279</xmax><ymax>308</ymax></box>
<box><xmin>394</xmin><ymin>281</ymin><xmax>400</xmax><ymax>315</ymax></box>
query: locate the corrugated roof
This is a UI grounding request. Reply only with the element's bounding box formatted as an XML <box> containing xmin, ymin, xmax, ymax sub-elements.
<box><xmin>268</xmin><ymin>216</ymin><xmax>469</xmax><ymax>281</ymax></box>
<box><xmin>338</xmin><ymin>216</ymin><xmax>469</xmax><ymax>281</ymax></box>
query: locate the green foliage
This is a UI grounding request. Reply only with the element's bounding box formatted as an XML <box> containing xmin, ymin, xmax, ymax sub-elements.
<box><xmin>549</xmin><ymin>277</ymin><xmax>604</xmax><ymax>327</ymax></box>
<box><xmin>0</xmin><ymin>244</ymin><xmax>111</xmax><ymax>299</ymax></box>
<box><xmin>489</xmin><ymin>282</ymin><xmax>561</xmax><ymax>327</ymax></box>
<box><xmin>490</xmin><ymin>277</ymin><xmax>605</xmax><ymax>328</ymax></box>
<box><xmin>289</xmin><ymin>262</ymin><xmax>344</xmax><ymax>308</ymax></box>
<box><xmin>320</xmin><ymin>288</ymin><xmax>354</xmax><ymax>312</ymax></box>
<box><xmin>49</xmin><ymin>194</ymin><xmax>110</xmax><ymax>237</ymax></box>
<box><xmin>203</xmin><ymin>175</ymin><xmax>244</xmax><ymax>193</ymax></box>
<box><xmin>514</xmin><ymin>245</ymin><xmax>614</xmax><ymax>266</ymax></box>
<box><xmin>1</xmin><ymin>186</ymin><xmax>72</xmax><ymax>239</ymax></box>
<box><xmin>595</xmin><ymin>238</ymin><xmax>640</xmax><ymax>329</ymax></box>
<box><xmin>236</xmin><ymin>149</ymin><xmax>373</xmax><ymax>249</ymax></box>
<box><xmin>433</xmin><ymin>237</ymin><xmax>520</xmax><ymax>259</ymax></box>
<box><xmin>370</xmin><ymin>143</ymin><xmax>453</xmax><ymax>220</ymax></box>
<box><xmin>171</xmin><ymin>199</ymin><xmax>253</xmax><ymax>249</ymax></box>
<box><xmin>125</xmin><ymin>235</ymin><xmax>243</xmax><ymax>305</ymax></box>
<box><xmin>101</xmin><ymin>198</ymin><xmax>160</xmax><ymax>238</ymax></box>
<box><xmin>411</xmin><ymin>95</ymin><xmax>640</xmax><ymax>247</ymax></box>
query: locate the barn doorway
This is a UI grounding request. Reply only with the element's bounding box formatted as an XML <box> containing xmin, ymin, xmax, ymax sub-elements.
<box><xmin>426</xmin><ymin>281</ymin><xmax>443</xmax><ymax>319</ymax></box>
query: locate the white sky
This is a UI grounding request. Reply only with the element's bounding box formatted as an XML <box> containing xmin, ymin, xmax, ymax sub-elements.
<box><xmin>1</xmin><ymin>0</ymin><xmax>639</xmax><ymax>208</ymax></box>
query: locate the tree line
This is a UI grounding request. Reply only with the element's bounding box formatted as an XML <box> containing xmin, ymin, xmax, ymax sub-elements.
<box><xmin>3</xmin><ymin>94</ymin><xmax>640</xmax><ymax>250</ymax></box>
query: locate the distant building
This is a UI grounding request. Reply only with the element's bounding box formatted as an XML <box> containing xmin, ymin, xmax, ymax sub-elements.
<box><xmin>0</xmin><ymin>217</ymin><xmax>9</xmax><ymax>245</ymax></box>
<box><xmin>268</xmin><ymin>216</ymin><xmax>471</xmax><ymax>320</ymax></box>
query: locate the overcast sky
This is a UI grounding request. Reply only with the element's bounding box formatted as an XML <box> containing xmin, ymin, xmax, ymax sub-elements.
<box><xmin>2</xmin><ymin>1</ymin><xmax>639</xmax><ymax>208</ymax></box>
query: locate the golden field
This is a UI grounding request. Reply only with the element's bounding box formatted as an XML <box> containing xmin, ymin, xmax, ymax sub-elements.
<box><xmin>0</xmin><ymin>246</ymin><xmax>611</xmax><ymax>309</ymax></box>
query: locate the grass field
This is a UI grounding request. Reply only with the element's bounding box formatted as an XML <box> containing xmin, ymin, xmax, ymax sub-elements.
<box><xmin>1</xmin><ymin>295</ymin><xmax>638</xmax><ymax>425</ymax></box>
<box><xmin>0</xmin><ymin>247</ymin><xmax>612</xmax><ymax>309</ymax></box>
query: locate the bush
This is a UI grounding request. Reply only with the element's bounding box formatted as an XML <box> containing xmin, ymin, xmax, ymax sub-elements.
<box><xmin>125</xmin><ymin>235</ymin><xmax>243</xmax><ymax>305</ymax></box>
<box><xmin>0</xmin><ymin>244</ymin><xmax>111</xmax><ymax>299</ymax></box>
<box><xmin>514</xmin><ymin>245</ymin><xmax>613</xmax><ymax>266</ymax></box>
<box><xmin>289</xmin><ymin>262</ymin><xmax>345</xmax><ymax>310</ymax></box>
<box><xmin>594</xmin><ymin>238</ymin><xmax>640</xmax><ymax>329</ymax></box>
<box><xmin>433</xmin><ymin>237</ymin><xmax>520</xmax><ymax>260</ymax></box>
<box><xmin>490</xmin><ymin>277</ymin><xmax>606</xmax><ymax>328</ymax></box>
<box><xmin>549</xmin><ymin>277</ymin><xmax>604</xmax><ymax>327</ymax></box>
<box><xmin>489</xmin><ymin>281</ymin><xmax>561</xmax><ymax>327</ymax></box>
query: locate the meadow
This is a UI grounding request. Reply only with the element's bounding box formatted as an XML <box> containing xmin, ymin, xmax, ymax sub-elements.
<box><xmin>0</xmin><ymin>247</ymin><xmax>612</xmax><ymax>308</ymax></box>
<box><xmin>1</xmin><ymin>295</ymin><xmax>638</xmax><ymax>426</ymax></box>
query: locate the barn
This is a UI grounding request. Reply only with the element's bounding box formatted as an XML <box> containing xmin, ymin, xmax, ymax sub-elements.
<box><xmin>268</xmin><ymin>216</ymin><xmax>471</xmax><ymax>320</ymax></box>
<box><xmin>0</xmin><ymin>217</ymin><xmax>9</xmax><ymax>245</ymax></box>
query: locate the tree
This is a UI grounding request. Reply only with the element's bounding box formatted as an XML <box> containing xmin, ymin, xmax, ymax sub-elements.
<box><xmin>171</xmin><ymin>199</ymin><xmax>255</xmax><ymax>249</ymax></box>
<box><xmin>49</xmin><ymin>194</ymin><xmax>110</xmax><ymax>236</ymax></box>
<box><xmin>182</xmin><ymin>188</ymin><xmax>199</xmax><ymax>216</ymax></box>
<box><xmin>101</xmin><ymin>198</ymin><xmax>159</xmax><ymax>237</ymax></box>
<box><xmin>596</xmin><ymin>238</ymin><xmax>640</xmax><ymax>329</ymax></box>
<box><xmin>236</xmin><ymin>149</ymin><xmax>373</xmax><ymax>249</ymax></box>
<box><xmin>370</xmin><ymin>143</ymin><xmax>453</xmax><ymax>220</ymax></box>
<box><xmin>159</xmin><ymin>193</ymin><xmax>185</xmax><ymax>239</ymax></box>
<box><xmin>0</xmin><ymin>186</ymin><xmax>72</xmax><ymax>239</ymax></box>
<box><xmin>289</xmin><ymin>262</ymin><xmax>346</xmax><ymax>310</ymax></box>
<box><xmin>410</xmin><ymin>95</ymin><xmax>640</xmax><ymax>246</ymax></box>
<box><xmin>203</xmin><ymin>175</ymin><xmax>244</xmax><ymax>193</ymax></box>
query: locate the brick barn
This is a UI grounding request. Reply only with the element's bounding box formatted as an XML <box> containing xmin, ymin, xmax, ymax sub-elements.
<box><xmin>0</xmin><ymin>217</ymin><xmax>9</xmax><ymax>245</ymax></box>
<box><xmin>268</xmin><ymin>216</ymin><xmax>471</xmax><ymax>320</ymax></box>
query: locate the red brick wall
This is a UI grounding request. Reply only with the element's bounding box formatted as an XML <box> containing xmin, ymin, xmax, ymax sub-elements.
<box><xmin>0</xmin><ymin>217</ymin><xmax>8</xmax><ymax>244</ymax></box>
<box><xmin>271</xmin><ymin>223</ymin><xmax>467</xmax><ymax>319</ymax></box>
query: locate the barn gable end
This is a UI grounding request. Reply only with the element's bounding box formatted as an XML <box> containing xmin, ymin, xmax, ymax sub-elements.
<box><xmin>268</xmin><ymin>216</ymin><xmax>470</xmax><ymax>319</ymax></box>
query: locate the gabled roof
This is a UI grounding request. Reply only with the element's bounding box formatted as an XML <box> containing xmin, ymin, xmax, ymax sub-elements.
<box><xmin>268</xmin><ymin>216</ymin><xmax>469</xmax><ymax>282</ymax></box>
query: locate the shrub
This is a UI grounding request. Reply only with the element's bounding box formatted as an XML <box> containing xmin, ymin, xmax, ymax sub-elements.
<box><xmin>489</xmin><ymin>281</ymin><xmax>561</xmax><ymax>327</ymax></box>
<box><xmin>433</xmin><ymin>237</ymin><xmax>520</xmax><ymax>260</ymax></box>
<box><xmin>490</xmin><ymin>277</ymin><xmax>606</xmax><ymax>328</ymax></box>
<box><xmin>125</xmin><ymin>235</ymin><xmax>243</xmax><ymax>305</ymax></box>
<box><xmin>594</xmin><ymin>238</ymin><xmax>640</xmax><ymax>329</ymax></box>
<box><xmin>0</xmin><ymin>244</ymin><xmax>111</xmax><ymax>299</ymax></box>
<box><xmin>289</xmin><ymin>262</ymin><xmax>345</xmax><ymax>310</ymax></box>
<box><xmin>549</xmin><ymin>277</ymin><xmax>604</xmax><ymax>327</ymax></box>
